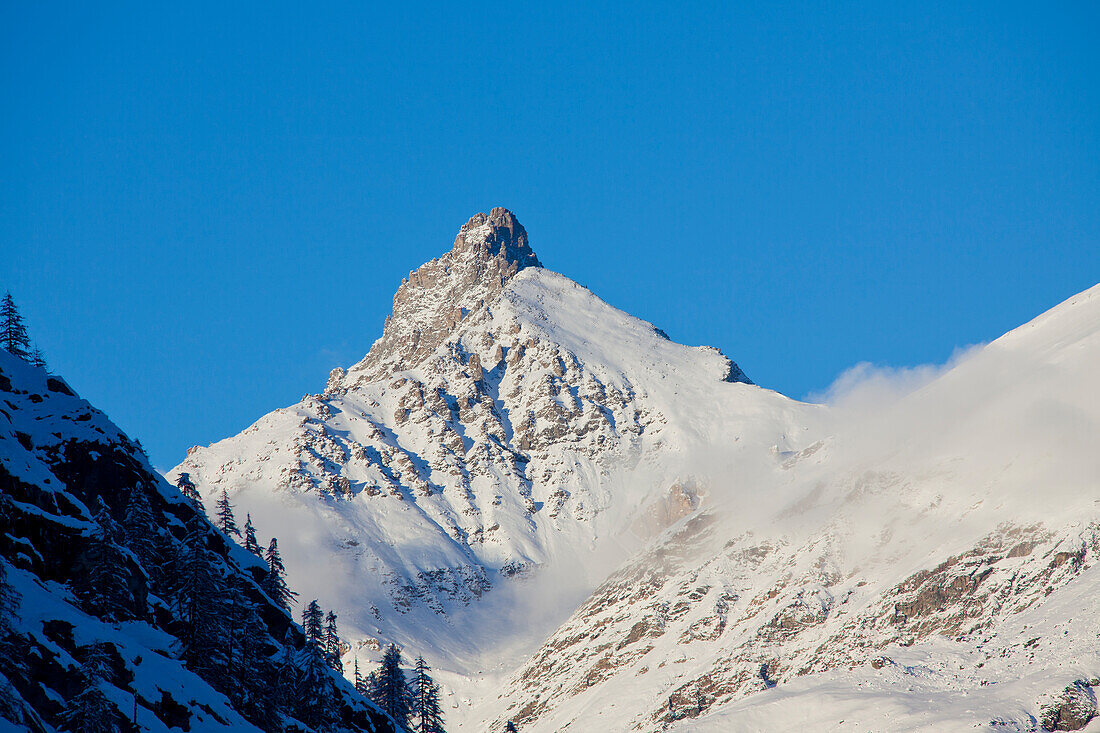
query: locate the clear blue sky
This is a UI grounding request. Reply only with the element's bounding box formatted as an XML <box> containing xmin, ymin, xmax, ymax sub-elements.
<box><xmin>3</xmin><ymin>1</ymin><xmax>1098</xmax><ymax>469</ymax></box>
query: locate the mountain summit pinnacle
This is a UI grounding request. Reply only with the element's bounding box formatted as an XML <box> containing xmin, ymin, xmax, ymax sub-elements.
<box><xmin>347</xmin><ymin>208</ymin><xmax>541</xmax><ymax>380</ymax></box>
<box><xmin>452</xmin><ymin>207</ymin><xmax>541</xmax><ymax>270</ymax></box>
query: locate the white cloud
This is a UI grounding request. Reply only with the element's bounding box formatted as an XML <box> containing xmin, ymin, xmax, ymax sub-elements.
<box><xmin>806</xmin><ymin>344</ymin><xmax>985</xmax><ymax>413</ymax></box>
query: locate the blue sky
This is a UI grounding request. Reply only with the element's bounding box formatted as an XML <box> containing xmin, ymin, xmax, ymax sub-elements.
<box><xmin>2</xmin><ymin>1</ymin><xmax>1098</xmax><ymax>469</ymax></box>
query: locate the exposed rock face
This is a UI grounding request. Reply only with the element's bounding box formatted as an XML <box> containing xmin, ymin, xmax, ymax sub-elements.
<box><xmin>1040</xmin><ymin>680</ymin><xmax>1098</xmax><ymax>731</ymax></box>
<box><xmin>490</xmin><ymin>508</ymin><xmax>1100</xmax><ymax>732</ymax></box>
<box><xmin>350</xmin><ymin>208</ymin><xmax>541</xmax><ymax>381</ymax></box>
<box><xmin>631</xmin><ymin>482</ymin><xmax>701</xmax><ymax>537</ymax></box>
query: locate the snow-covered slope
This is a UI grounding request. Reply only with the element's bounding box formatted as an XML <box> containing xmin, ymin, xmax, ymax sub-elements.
<box><xmin>0</xmin><ymin>350</ymin><xmax>397</xmax><ymax>732</ymax></box>
<box><xmin>483</xmin><ymin>284</ymin><xmax>1100</xmax><ymax>732</ymax></box>
<box><xmin>170</xmin><ymin>209</ymin><xmax>825</xmax><ymax>699</ymax></box>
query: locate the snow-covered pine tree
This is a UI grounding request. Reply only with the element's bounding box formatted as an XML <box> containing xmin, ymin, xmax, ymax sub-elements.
<box><xmin>411</xmin><ymin>655</ymin><xmax>445</xmax><ymax>733</ymax></box>
<box><xmin>174</xmin><ymin>520</ymin><xmax>229</xmax><ymax>681</ymax></box>
<box><xmin>370</xmin><ymin>643</ymin><xmax>412</xmax><ymax>729</ymax></box>
<box><xmin>298</xmin><ymin>599</ymin><xmax>335</xmax><ymax>730</ymax></box>
<box><xmin>302</xmin><ymin>599</ymin><xmax>324</xmax><ymax>643</ymax></box>
<box><xmin>354</xmin><ymin>657</ymin><xmax>364</xmax><ymax>694</ymax></box>
<box><xmin>221</xmin><ymin>575</ymin><xmax>279</xmax><ymax>728</ymax></box>
<box><xmin>214</xmin><ymin>488</ymin><xmax>241</xmax><ymax>538</ymax></box>
<box><xmin>58</xmin><ymin>683</ymin><xmax>121</xmax><ymax>733</ymax></box>
<box><xmin>361</xmin><ymin>668</ymin><xmax>379</xmax><ymax>702</ymax></box>
<box><xmin>273</xmin><ymin>628</ymin><xmax>300</xmax><ymax>719</ymax></box>
<box><xmin>59</xmin><ymin>645</ymin><xmax>125</xmax><ymax>733</ymax></box>
<box><xmin>79</xmin><ymin>498</ymin><xmax>132</xmax><ymax>621</ymax></box>
<box><xmin>262</xmin><ymin>537</ymin><xmax>297</xmax><ymax>612</ymax></box>
<box><xmin>0</xmin><ymin>292</ymin><xmax>30</xmax><ymax>361</ymax></box>
<box><xmin>243</xmin><ymin>513</ymin><xmax>262</xmax><ymax>556</ymax></box>
<box><xmin>122</xmin><ymin>486</ymin><xmax>159</xmax><ymax>570</ymax></box>
<box><xmin>324</xmin><ymin>610</ymin><xmax>343</xmax><ymax>674</ymax></box>
<box><xmin>175</xmin><ymin>472</ymin><xmax>204</xmax><ymax>511</ymax></box>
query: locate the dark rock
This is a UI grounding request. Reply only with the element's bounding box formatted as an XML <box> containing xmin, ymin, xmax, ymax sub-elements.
<box><xmin>1040</xmin><ymin>680</ymin><xmax>1097</xmax><ymax>731</ymax></box>
<box><xmin>45</xmin><ymin>377</ymin><xmax>74</xmax><ymax>396</ymax></box>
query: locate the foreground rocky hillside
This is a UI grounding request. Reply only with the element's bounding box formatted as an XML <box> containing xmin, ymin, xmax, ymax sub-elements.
<box><xmin>170</xmin><ymin>209</ymin><xmax>824</xmax><ymax>681</ymax></box>
<box><xmin>0</xmin><ymin>351</ymin><xmax>397</xmax><ymax>732</ymax></box>
<box><xmin>483</xmin><ymin>285</ymin><xmax>1100</xmax><ymax>732</ymax></box>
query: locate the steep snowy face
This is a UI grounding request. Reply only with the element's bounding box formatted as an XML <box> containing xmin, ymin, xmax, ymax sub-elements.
<box><xmin>483</xmin><ymin>285</ymin><xmax>1100</xmax><ymax>733</ymax></box>
<box><xmin>349</xmin><ymin>207</ymin><xmax>541</xmax><ymax>382</ymax></box>
<box><xmin>171</xmin><ymin>209</ymin><xmax>819</xmax><ymax>682</ymax></box>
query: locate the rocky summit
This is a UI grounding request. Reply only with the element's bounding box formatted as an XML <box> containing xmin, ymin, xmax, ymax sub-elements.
<box><xmin>350</xmin><ymin>208</ymin><xmax>541</xmax><ymax>382</ymax></box>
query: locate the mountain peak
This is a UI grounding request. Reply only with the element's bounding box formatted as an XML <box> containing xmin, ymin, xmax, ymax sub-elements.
<box><xmin>452</xmin><ymin>207</ymin><xmax>541</xmax><ymax>270</ymax></box>
<box><xmin>347</xmin><ymin>208</ymin><xmax>541</xmax><ymax>380</ymax></box>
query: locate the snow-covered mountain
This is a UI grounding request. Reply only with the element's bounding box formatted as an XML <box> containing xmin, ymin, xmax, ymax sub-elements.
<box><xmin>170</xmin><ymin>208</ymin><xmax>1099</xmax><ymax>732</ymax></box>
<box><xmin>483</xmin><ymin>285</ymin><xmax>1100</xmax><ymax>732</ymax></box>
<box><xmin>169</xmin><ymin>209</ymin><xmax>825</xmax><ymax>697</ymax></box>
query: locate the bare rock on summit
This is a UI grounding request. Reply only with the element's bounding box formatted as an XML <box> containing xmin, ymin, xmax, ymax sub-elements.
<box><xmin>347</xmin><ymin>208</ymin><xmax>541</xmax><ymax>383</ymax></box>
<box><xmin>452</xmin><ymin>207</ymin><xmax>539</xmax><ymax>268</ymax></box>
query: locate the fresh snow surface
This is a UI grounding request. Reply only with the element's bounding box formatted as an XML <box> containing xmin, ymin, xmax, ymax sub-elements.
<box><xmin>477</xmin><ymin>284</ymin><xmax>1100</xmax><ymax>732</ymax></box>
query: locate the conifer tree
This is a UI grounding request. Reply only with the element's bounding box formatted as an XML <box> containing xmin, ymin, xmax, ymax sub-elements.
<box><xmin>175</xmin><ymin>473</ymin><xmax>204</xmax><ymax>511</ymax></box>
<box><xmin>370</xmin><ymin>644</ymin><xmax>412</xmax><ymax>728</ymax></box>
<box><xmin>214</xmin><ymin>489</ymin><xmax>241</xmax><ymax>538</ymax></box>
<box><xmin>29</xmin><ymin>344</ymin><xmax>47</xmax><ymax>371</ymax></box>
<box><xmin>273</xmin><ymin>628</ymin><xmax>300</xmax><ymax>718</ymax></box>
<box><xmin>262</xmin><ymin>537</ymin><xmax>297</xmax><ymax>612</ymax></box>
<box><xmin>302</xmin><ymin>599</ymin><xmax>325</xmax><ymax>643</ymax></box>
<box><xmin>505</xmin><ymin>722</ymin><xmax>518</xmax><ymax>732</ymax></box>
<box><xmin>174</xmin><ymin>521</ymin><xmax>228</xmax><ymax>680</ymax></box>
<box><xmin>354</xmin><ymin>657</ymin><xmax>365</xmax><ymax>695</ymax></box>
<box><xmin>80</xmin><ymin>499</ymin><xmax>131</xmax><ymax>620</ymax></box>
<box><xmin>324</xmin><ymin>610</ymin><xmax>343</xmax><ymax>674</ymax></box>
<box><xmin>60</xmin><ymin>645</ymin><xmax>124</xmax><ymax>733</ymax></box>
<box><xmin>243</xmin><ymin>514</ymin><xmax>262</xmax><ymax>556</ymax></box>
<box><xmin>411</xmin><ymin>655</ymin><xmax>445</xmax><ymax>733</ymax></box>
<box><xmin>0</xmin><ymin>293</ymin><xmax>30</xmax><ymax>361</ymax></box>
<box><xmin>59</xmin><ymin>682</ymin><xmax>121</xmax><ymax>733</ymax></box>
<box><xmin>122</xmin><ymin>486</ymin><xmax>159</xmax><ymax>569</ymax></box>
<box><xmin>222</xmin><ymin>576</ymin><xmax>278</xmax><ymax>727</ymax></box>
<box><xmin>298</xmin><ymin>600</ymin><xmax>334</xmax><ymax>730</ymax></box>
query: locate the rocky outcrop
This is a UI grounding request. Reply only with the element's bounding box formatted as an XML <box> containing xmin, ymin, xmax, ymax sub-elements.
<box><xmin>489</xmin><ymin>511</ymin><xmax>1100</xmax><ymax>732</ymax></box>
<box><xmin>349</xmin><ymin>208</ymin><xmax>541</xmax><ymax>382</ymax></box>
<box><xmin>1040</xmin><ymin>680</ymin><xmax>1098</xmax><ymax>731</ymax></box>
